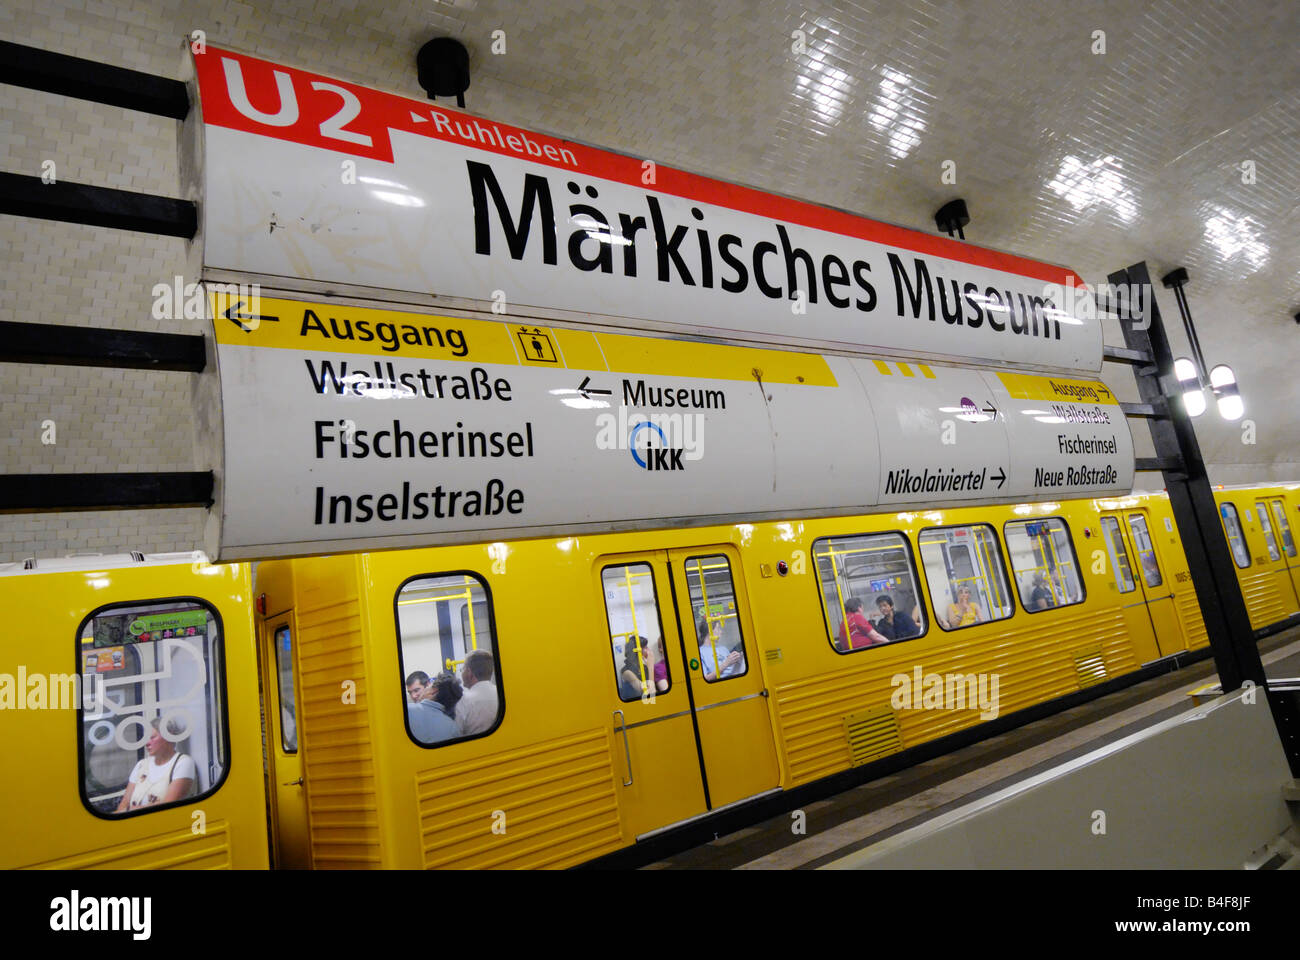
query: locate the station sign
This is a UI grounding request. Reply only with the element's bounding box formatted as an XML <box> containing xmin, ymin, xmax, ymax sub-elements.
<box><xmin>203</xmin><ymin>294</ymin><xmax>1132</xmax><ymax>560</ymax></box>
<box><xmin>187</xmin><ymin>47</ymin><xmax>1103</xmax><ymax>376</ymax></box>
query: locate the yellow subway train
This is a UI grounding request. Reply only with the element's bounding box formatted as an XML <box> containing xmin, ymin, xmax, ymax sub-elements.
<box><xmin>3</xmin><ymin>483</ymin><xmax>1298</xmax><ymax>869</ymax></box>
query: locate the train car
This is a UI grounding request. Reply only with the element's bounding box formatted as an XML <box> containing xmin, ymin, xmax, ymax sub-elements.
<box><xmin>252</xmin><ymin>490</ymin><xmax>1230</xmax><ymax>869</ymax></box>
<box><xmin>3</xmin><ymin>484</ymin><xmax>1295</xmax><ymax>870</ymax></box>
<box><xmin>0</xmin><ymin>552</ymin><xmax>268</xmax><ymax>869</ymax></box>
<box><xmin>1214</xmin><ymin>484</ymin><xmax>1300</xmax><ymax>630</ymax></box>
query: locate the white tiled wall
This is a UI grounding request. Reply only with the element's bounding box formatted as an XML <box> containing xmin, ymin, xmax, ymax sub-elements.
<box><xmin>2</xmin><ymin>0</ymin><xmax>1296</xmax><ymax>561</ymax></box>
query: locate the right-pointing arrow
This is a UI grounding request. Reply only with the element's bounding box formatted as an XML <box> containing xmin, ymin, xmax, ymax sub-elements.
<box><xmin>991</xmin><ymin>467</ymin><xmax>1007</xmax><ymax>489</ymax></box>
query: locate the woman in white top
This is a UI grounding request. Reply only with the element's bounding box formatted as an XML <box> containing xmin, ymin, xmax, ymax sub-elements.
<box><xmin>115</xmin><ymin>717</ymin><xmax>198</xmax><ymax>813</ymax></box>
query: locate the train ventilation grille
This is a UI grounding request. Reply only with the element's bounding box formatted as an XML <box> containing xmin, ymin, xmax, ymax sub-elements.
<box><xmin>764</xmin><ymin>648</ymin><xmax>783</xmax><ymax>663</ymax></box>
<box><xmin>843</xmin><ymin>704</ymin><xmax>901</xmax><ymax>767</ymax></box>
<box><xmin>1073</xmin><ymin>646</ymin><xmax>1108</xmax><ymax>688</ymax></box>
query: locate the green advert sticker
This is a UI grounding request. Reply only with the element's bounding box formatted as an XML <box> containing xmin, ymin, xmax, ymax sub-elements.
<box><xmin>128</xmin><ymin>609</ymin><xmax>207</xmax><ymax>637</ymax></box>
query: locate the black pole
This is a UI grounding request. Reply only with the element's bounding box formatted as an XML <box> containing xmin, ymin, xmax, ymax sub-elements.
<box><xmin>1110</xmin><ymin>261</ymin><xmax>1300</xmax><ymax>776</ymax></box>
<box><xmin>0</xmin><ymin>321</ymin><xmax>206</xmax><ymax>372</ymax></box>
<box><xmin>0</xmin><ymin>39</ymin><xmax>189</xmax><ymax>119</ymax></box>
<box><xmin>0</xmin><ymin>473</ymin><xmax>214</xmax><ymax>511</ymax></box>
<box><xmin>0</xmin><ymin>173</ymin><xmax>196</xmax><ymax>238</ymax></box>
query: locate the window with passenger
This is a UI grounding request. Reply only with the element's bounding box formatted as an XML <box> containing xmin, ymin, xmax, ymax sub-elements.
<box><xmin>601</xmin><ymin>563</ymin><xmax>671</xmax><ymax>702</ymax></box>
<box><xmin>918</xmin><ymin>525</ymin><xmax>1014</xmax><ymax>629</ymax></box>
<box><xmin>396</xmin><ymin>573</ymin><xmax>502</xmax><ymax>746</ymax></box>
<box><xmin>813</xmin><ymin>532</ymin><xmax>927</xmax><ymax>651</ymax></box>
<box><xmin>1004</xmin><ymin>518</ymin><xmax>1085</xmax><ymax>611</ymax></box>
<box><xmin>77</xmin><ymin>600</ymin><xmax>227</xmax><ymax>817</ymax></box>
<box><xmin>682</xmin><ymin>555</ymin><xmax>749</xmax><ymax>681</ymax></box>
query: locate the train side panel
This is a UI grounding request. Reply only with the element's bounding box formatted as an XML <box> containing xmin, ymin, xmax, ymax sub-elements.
<box><xmin>1215</xmin><ymin>488</ymin><xmax>1300</xmax><ymax>629</ymax></box>
<box><xmin>0</xmin><ymin>559</ymin><xmax>268</xmax><ymax>869</ymax></box>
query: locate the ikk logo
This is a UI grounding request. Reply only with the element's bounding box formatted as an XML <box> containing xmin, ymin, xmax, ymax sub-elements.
<box><xmin>630</xmin><ymin>421</ymin><xmax>686</xmax><ymax>472</ymax></box>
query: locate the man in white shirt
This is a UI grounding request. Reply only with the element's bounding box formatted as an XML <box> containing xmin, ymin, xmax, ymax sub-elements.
<box><xmin>457</xmin><ymin>649</ymin><xmax>499</xmax><ymax>736</ymax></box>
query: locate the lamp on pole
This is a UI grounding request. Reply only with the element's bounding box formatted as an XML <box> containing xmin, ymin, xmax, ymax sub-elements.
<box><xmin>1161</xmin><ymin>267</ymin><xmax>1240</xmax><ymax>420</ymax></box>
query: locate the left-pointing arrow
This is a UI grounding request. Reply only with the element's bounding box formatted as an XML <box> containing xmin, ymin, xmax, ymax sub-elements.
<box><xmin>224</xmin><ymin>301</ymin><xmax>280</xmax><ymax>333</ymax></box>
<box><xmin>577</xmin><ymin>375</ymin><xmax>613</xmax><ymax>399</ymax></box>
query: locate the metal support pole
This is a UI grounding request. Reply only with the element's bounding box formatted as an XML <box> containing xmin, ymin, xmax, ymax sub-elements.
<box><xmin>0</xmin><ymin>321</ymin><xmax>206</xmax><ymax>371</ymax></box>
<box><xmin>0</xmin><ymin>39</ymin><xmax>189</xmax><ymax>119</ymax></box>
<box><xmin>0</xmin><ymin>473</ymin><xmax>214</xmax><ymax>512</ymax></box>
<box><xmin>1109</xmin><ymin>261</ymin><xmax>1300</xmax><ymax>775</ymax></box>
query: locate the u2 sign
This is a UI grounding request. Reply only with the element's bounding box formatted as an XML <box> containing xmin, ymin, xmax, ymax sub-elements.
<box><xmin>186</xmin><ymin>47</ymin><xmax>1103</xmax><ymax>377</ymax></box>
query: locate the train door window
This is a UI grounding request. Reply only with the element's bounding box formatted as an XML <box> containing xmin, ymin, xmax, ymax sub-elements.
<box><xmin>918</xmin><ymin>525</ymin><xmax>1013</xmax><ymax>630</ymax></box>
<box><xmin>273</xmin><ymin>625</ymin><xmax>297</xmax><ymax>753</ymax></box>
<box><xmin>813</xmin><ymin>533</ymin><xmax>926</xmax><ymax>652</ymax></box>
<box><xmin>1126</xmin><ymin>515</ymin><xmax>1164</xmax><ymax>589</ymax></box>
<box><xmin>1004</xmin><ymin>518</ymin><xmax>1085</xmax><ymax>611</ymax></box>
<box><xmin>682</xmin><ymin>556</ymin><xmax>747</xmax><ymax>681</ymax></box>
<box><xmin>1255</xmin><ymin>501</ymin><xmax>1281</xmax><ymax>562</ymax></box>
<box><xmin>601</xmin><ymin>564</ymin><xmax>670</xmax><ymax>701</ymax></box>
<box><xmin>396</xmin><ymin>573</ymin><xmax>502</xmax><ymax>746</ymax></box>
<box><xmin>1219</xmin><ymin>504</ymin><xmax>1251</xmax><ymax>569</ymax></box>
<box><xmin>77</xmin><ymin>599</ymin><xmax>228</xmax><ymax>818</ymax></box>
<box><xmin>1098</xmin><ymin>517</ymin><xmax>1136</xmax><ymax>593</ymax></box>
<box><xmin>1270</xmin><ymin>500</ymin><xmax>1296</xmax><ymax>558</ymax></box>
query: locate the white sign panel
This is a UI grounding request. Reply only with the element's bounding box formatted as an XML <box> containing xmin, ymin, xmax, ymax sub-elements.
<box><xmin>189</xmin><ymin>48</ymin><xmax>1103</xmax><ymax>376</ymax></box>
<box><xmin>204</xmin><ymin>295</ymin><xmax>1132</xmax><ymax>561</ymax></box>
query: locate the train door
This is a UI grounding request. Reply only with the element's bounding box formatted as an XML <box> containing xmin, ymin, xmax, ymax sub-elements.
<box><xmin>258</xmin><ymin>615</ymin><xmax>310</xmax><ymax>868</ymax></box>
<box><xmin>1096</xmin><ymin>514</ymin><xmax>1163</xmax><ymax>662</ymax></box>
<box><xmin>598</xmin><ymin>554</ymin><xmax>709</xmax><ymax>839</ymax></box>
<box><xmin>1255</xmin><ymin>497</ymin><xmax>1300</xmax><ymax>613</ymax></box>
<box><xmin>596</xmin><ymin>546</ymin><xmax>780</xmax><ymax>841</ymax></box>
<box><xmin>1122</xmin><ymin>510</ymin><xmax>1184</xmax><ymax>655</ymax></box>
<box><xmin>666</xmin><ymin>546</ymin><xmax>781</xmax><ymax>810</ymax></box>
<box><xmin>1266</xmin><ymin>496</ymin><xmax>1300</xmax><ymax>603</ymax></box>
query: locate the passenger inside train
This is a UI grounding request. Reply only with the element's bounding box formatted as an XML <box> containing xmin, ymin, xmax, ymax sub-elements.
<box><xmin>79</xmin><ymin>599</ymin><xmax>223</xmax><ymax>818</ymax></box>
<box><xmin>397</xmin><ymin>573</ymin><xmax>504</xmax><ymax>745</ymax></box>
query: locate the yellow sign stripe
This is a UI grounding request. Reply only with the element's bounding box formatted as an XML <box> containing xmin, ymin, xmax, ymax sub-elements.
<box><xmin>593</xmin><ymin>331</ymin><xmax>835</xmax><ymax>386</ymax></box>
<box><xmin>211</xmin><ymin>293</ymin><xmax>518</xmax><ymax>364</ymax></box>
<box><xmin>211</xmin><ymin>293</ymin><xmax>836</xmax><ymax>386</ymax></box>
<box><xmin>997</xmin><ymin>371</ymin><xmax>1117</xmax><ymax>404</ymax></box>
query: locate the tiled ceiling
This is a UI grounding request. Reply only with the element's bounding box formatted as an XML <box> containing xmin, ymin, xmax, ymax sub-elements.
<box><xmin>1</xmin><ymin>0</ymin><xmax>1297</xmax><ymax>559</ymax></box>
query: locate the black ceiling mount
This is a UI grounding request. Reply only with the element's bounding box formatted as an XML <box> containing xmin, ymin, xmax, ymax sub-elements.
<box><xmin>417</xmin><ymin>37</ymin><xmax>470</xmax><ymax>108</ymax></box>
<box><xmin>935</xmin><ymin>198</ymin><xmax>970</xmax><ymax>240</ymax></box>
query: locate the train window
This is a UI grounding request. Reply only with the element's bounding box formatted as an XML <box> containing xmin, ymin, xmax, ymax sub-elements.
<box><xmin>396</xmin><ymin>573</ymin><xmax>501</xmax><ymax>746</ymax></box>
<box><xmin>1126</xmin><ymin>515</ymin><xmax>1164</xmax><ymax>589</ymax></box>
<box><xmin>1098</xmin><ymin>517</ymin><xmax>1136</xmax><ymax>593</ymax></box>
<box><xmin>77</xmin><ymin>599</ymin><xmax>228</xmax><ymax>818</ymax></box>
<box><xmin>1219</xmin><ymin>504</ymin><xmax>1251</xmax><ymax>569</ymax></box>
<box><xmin>601</xmin><ymin>563</ymin><xmax>670</xmax><ymax>702</ymax></box>
<box><xmin>1255</xmin><ymin>501</ymin><xmax>1281</xmax><ymax>562</ymax></box>
<box><xmin>1004</xmin><ymin>518</ymin><xmax>1085</xmax><ymax>611</ymax></box>
<box><xmin>813</xmin><ymin>533</ymin><xmax>926</xmax><ymax>652</ymax></box>
<box><xmin>683</xmin><ymin>555</ymin><xmax>748</xmax><ymax>682</ymax></box>
<box><xmin>1270</xmin><ymin>500</ymin><xmax>1296</xmax><ymax>558</ymax></box>
<box><xmin>918</xmin><ymin>525</ymin><xmax>1013</xmax><ymax>630</ymax></box>
<box><xmin>273</xmin><ymin>626</ymin><xmax>297</xmax><ymax>754</ymax></box>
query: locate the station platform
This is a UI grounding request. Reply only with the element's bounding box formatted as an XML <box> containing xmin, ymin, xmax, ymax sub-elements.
<box><xmin>645</xmin><ymin>629</ymin><xmax>1300</xmax><ymax>870</ymax></box>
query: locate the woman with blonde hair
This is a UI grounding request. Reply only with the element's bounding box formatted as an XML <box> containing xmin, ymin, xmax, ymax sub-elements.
<box><xmin>115</xmin><ymin>716</ymin><xmax>197</xmax><ymax>812</ymax></box>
